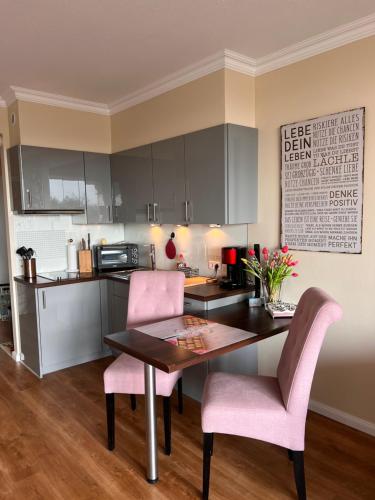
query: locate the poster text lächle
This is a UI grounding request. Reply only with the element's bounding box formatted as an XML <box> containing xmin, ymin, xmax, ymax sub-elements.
<box><xmin>281</xmin><ymin>107</ymin><xmax>364</xmax><ymax>253</ymax></box>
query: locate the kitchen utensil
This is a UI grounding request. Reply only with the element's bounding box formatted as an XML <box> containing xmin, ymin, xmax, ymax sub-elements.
<box><xmin>25</xmin><ymin>248</ymin><xmax>34</xmax><ymax>260</ymax></box>
<box><xmin>23</xmin><ymin>258</ymin><xmax>36</xmax><ymax>278</ymax></box>
<box><xmin>87</xmin><ymin>233</ymin><xmax>91</xmax><ymax>250</ymax></box>
<box><xmin>165</xmin><ymin>232</ymin><xmax>177</xmax><ymax>259</ymax></box>
<box><xmin>16</xmin><ymin>246</ymin><xmax>28</xmax><ymax>258</ymax></box>
<box><xmin>81</xmin><ymin>238</ymin><xmax>86</xmax><ymax>250</ymax></box>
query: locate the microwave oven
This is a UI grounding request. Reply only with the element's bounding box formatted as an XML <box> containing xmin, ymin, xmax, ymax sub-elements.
<box><xmin>94</xmin><ymin>243</ymin><xmax>139</xmax><ymax>270</ymax></box>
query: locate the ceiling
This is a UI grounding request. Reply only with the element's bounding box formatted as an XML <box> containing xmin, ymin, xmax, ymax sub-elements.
<box><xmin>1</xmin><ymin>0</ymin><xmax>374</xmax><ymax>107</ymax></box>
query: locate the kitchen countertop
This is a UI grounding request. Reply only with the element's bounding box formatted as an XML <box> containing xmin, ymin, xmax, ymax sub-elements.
<box><xmin>184</xmin><ymin>282</ymin><xmax>254</xmax><ymax>301</ymax></box>
<box><xmin>14</xmin><ymin>271</ymin><xmax>254</xmax><ymax>302</ymax></box>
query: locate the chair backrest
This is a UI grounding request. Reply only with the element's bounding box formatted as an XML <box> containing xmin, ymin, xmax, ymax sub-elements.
<box><xmin>126</xmin><ymin>270</ymin><xmax>185</xmax><ymax>329</ymax></box>
<box><xmin>277</xmin><ymin>287</ymin><xmax>342</xmax><ymax>416</ymax></box>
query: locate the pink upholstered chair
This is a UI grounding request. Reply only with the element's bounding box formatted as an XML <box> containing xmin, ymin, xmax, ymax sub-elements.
<box><xmin>201</xmin><ymin>287</ymin><xmax>342</xmax><ymax>499</ymax></box>
<box><xmin>104</xmin><ymin>270</ymin><xmax>185</xmax><ymax>455</ymax></box>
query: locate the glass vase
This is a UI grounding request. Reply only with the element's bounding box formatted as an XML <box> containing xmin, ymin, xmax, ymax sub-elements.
<box><xmin>262</xmin><ymin>280</ymin><xmax>281</xmax><ymax>305</ymax></box>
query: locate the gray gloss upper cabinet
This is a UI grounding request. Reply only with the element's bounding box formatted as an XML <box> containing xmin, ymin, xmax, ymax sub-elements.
<box><xmin>184</xmin><ymin>124</ymin><xmax>258</xmax><ymax>225</ymax></box>
<box><xmin>151</xmin><ymin>136</ymin><xmax>186</xmax><ymax>224</ymax></box>
<box><xmin>74</xmin><ymin>153</ymin><xmax>112</xmax><ymax>224</ymax></box>
<box><xmin>111</xmin><ymin>145</ymin><xmax>153</xmax><ymax>223</ymax></box>
<box><xmin>8</xmin><ymin>145</ymin><xmax>85</xmax><ymax>213</ymax></box>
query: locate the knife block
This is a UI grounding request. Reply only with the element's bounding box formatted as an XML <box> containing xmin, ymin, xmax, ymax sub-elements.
<box><xmin>78</xmin><ymin>250</ymin><xmax>92</xmax><ymax>273</ymax></box>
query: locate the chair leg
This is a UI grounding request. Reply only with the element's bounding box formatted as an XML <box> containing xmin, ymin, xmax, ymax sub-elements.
<box><xmin>288</xmin><ymin>449</ymin><xmax>293</xmax><ymax>461</ymax></box>
<box><xmin>130</xmin><ymin>394</ymin><xmax>136</xmax><ymax>411</ymax></box>
<box><xmin>291</xmin><ymin>451</ymin><xmax>306</xmax><ymax>500</ymax></box>
<box><xmin>203</xmin><ymin>433</ymin><xmax>213</xmax><ymax>500</ymax></box>
<box><xmin>210</xmin><ymin>434</ymin><xmax>214</xmax><ymax>456</ymax></box>
<box><xmin>177</xmin><ymin>378</ymin><xmax>183</xmax><ymax>414</ymax></box>
<box><xmin>106</xmin><ymin>393</ymin><xmax>115</xmax><ymax>451</ymax></box>
<box><xmin>163</xmin><ymin>396</ymin><xmax>171</xmax><ymax>455</ymax></box>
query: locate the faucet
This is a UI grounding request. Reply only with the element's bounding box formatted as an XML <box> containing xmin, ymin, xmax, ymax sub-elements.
<box><xmin>150</xmin><ymin>243</ymin><xmax>156</xmax><ymax>270</ymax></box>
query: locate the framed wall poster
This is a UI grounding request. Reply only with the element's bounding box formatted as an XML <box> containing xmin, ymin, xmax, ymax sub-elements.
<box><xmin>280</xmin><ymin>107</ymin><xmax>365</xmax><ymax>254</ymax></box>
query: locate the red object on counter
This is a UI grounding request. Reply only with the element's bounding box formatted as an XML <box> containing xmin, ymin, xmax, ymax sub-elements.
<box><xmin>222</xmin><ymin>247</ymin><xmax>237</xmax><ymax>265</ymax></box>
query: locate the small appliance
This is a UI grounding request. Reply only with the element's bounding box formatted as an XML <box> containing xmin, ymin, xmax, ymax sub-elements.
<box><xmin>93</xmin><ymin>243</ymin><xmax>139</xmax><ymax>271</ymax></box>
<box><xmin>219</xmin><ymin>246</ymin><xmax>247</xmax><ymax>290</ymax></box>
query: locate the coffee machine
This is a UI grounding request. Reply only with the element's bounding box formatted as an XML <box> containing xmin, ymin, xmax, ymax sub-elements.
<box><xmin>219</xmin><ymin>246</ymin><xmax>247</xmax><ymax>290</ymax></box>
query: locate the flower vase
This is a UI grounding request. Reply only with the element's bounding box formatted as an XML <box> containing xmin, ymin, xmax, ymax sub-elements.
<box><xmin>262</xmin><ymin>280</ymin><xmax>281</xmax><ymax>305</ymax></box>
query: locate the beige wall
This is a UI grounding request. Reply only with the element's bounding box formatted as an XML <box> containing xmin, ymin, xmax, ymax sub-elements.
<box><xmin>253</xmin><ymin>36</ymin><xmax>375</xmax><ymax>423</ymax></box>
<box><xmin>225</xmin><ymin>69</ymin><xmax>255</xmax><ymax>127</ymax></box>
<box><xmin>111</xmin><ymin>70</ymin><xmax>226</xmax><ymax>152</ymax></box>
<box><xmin>15</xmin><ymin>101</ymin><xmax>111</xmax><ymax>153</ymax></box>
<box><xmin>0</xmin><ymin>107</ymin><xmax>10</xmax><ymax>147</ymax></box>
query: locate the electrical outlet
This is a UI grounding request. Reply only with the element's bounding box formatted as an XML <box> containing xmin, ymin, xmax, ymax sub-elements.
<box><xmin>208</xmin><ymin>260</ymin><xmax>220</xmax><ymax>270</ymax></box>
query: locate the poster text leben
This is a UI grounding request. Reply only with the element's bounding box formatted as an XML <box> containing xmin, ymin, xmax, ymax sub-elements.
<box><xmin>281</xmin><ymin>108</ymin><xmax>364</xmax><ymax>253</ymax></box>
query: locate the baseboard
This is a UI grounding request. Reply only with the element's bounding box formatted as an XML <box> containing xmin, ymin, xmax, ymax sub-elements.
<box><xmin>309</xmin><ymin>399</ymin><xmax>375</xmax><ymax>437</ymax></box>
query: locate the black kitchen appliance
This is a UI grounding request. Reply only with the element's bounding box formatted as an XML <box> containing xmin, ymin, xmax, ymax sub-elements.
<box><xmin>93</xmin><ymin>243</ymin><xmax>138</xmax><ymax>271</ymax></box>
<box><xmin>219</xmin><ymin>246</ymin><xmax>247</xmax><ymax>290</ymax></box>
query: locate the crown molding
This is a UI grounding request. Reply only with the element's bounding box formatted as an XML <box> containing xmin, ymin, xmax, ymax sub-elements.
<box><xmin>109</xmin><ymin>49</ymin><xmax>256</xmax><ymax>114</ymax></box>
<box><xmin>109</xmin><ymin>50</ymin><xmax>226</xmax><ymax>114</ymax></box>
<box><xmin>4</xmin><ymin>86</ymin><xmax>110</xmax><ymax>115</ymax></box>
<box><xmin>0</xmin><ymin>86</ymin><xmax>16</xmax><ymax>107</ymax></box>
<box><xmin>256</xmin><ymin>12</ymin><xmax>375</xmax><ymax>75</ymax></box>
<box><xmin>0</xmin><ymin>14</ymin><xmax>374</xmax><ymax>115</ymax></box>
<box><xmin>223</xmin><ymin>49</ymin><xmax>257</xmax><ymax>76</ymax></box>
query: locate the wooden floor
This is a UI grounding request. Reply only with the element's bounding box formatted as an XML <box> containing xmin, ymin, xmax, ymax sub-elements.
<box><xmin>0</xmin><ymin>351</ymin><xmax>374</xmax><ymax>499</ymax></box>
<box><xmin>0</xmin><ymin>320</ymin><xmax>12</xmax><ymax>344</ymax></box>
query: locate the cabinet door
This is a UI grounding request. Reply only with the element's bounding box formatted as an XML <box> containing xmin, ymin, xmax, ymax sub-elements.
<box><xmin>184</xmin><ymin>125</ymin><xmax>227</xmax><ymax>225</ymax></box>
<box><xmin>19</xmin><ymin>146</ymin><xmax>45</xmax><ymax>210</ymax></box>
<box><xmin>227</xmin><ymin>124</ymin><xmax>258</xmax><ymax>224</ymax></box>
<box><xmin>107</xmin><ymin>280</ymin><xmax>129</xmax><ymax>333</ymax></box>
<box><xmin>37</xmin><ymin>282</ymin><xmax>102</xmax><ymax>374</ymax></box>
<box><xmin>152</xmin><ymin>137</ymin><xmax>186</xmax><ymax>224</ymax></box>
<box><xmin>111</xmin><ymin>145</ymin><xmax>153</xmax><ymax>223</ymax></box>
<box><xmin>21</xmin><ymin>146</ymin><xmax>85</xmax><ymax>211</ymax></box>
<box><xmin>17</xmin><ymin>284</ymin><xmax>41</xmax><ymax>377</ymax></box>
<box><xmin>84</xmin><ymin>152</ymin><xmax>112</xmax><ymax>223</ymax></box>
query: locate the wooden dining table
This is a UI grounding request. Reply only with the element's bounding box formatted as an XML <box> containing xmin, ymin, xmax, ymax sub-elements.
<box><xmin>104</xmin><ymin>302</ymin><xmax>292</xmax><ymax>484</ymax></box>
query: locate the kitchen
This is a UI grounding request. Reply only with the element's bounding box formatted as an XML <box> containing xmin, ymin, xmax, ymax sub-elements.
<box><xmin>0</xmin><ymin>2</ymin><xmax>375</xmax><ymax>499</ymax></box>
<box><xmin>9</xmin><ymin>125</ymin><xmax>259</xmax><ymax>404</ymax></box>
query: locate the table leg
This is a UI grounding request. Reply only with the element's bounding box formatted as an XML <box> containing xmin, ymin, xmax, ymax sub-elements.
<box><xmin>144</xmin><ymin>363</ymin><xmax>158</xmax><ymax>483</ymax></box>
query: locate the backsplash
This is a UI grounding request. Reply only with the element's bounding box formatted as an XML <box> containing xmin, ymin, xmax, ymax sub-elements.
<box><xmin>14</xmin><ymin>217</ymin><xmax>252</xmax><ymax>277</ymax></box>
<box><xmin>14</xmin><ymin>215</ymin><xmax>125</xmax><ymax>274</ymax></box>
<box><xmin>123</xmin><ymin>223</ymin><xmax>250</xmax><ymax>277</ymax></box>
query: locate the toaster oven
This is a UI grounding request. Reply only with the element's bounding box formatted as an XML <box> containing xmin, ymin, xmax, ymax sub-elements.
<box><xmin>94</xmin><ymin>243</ymin><xmax>139</xmax><ymax>270</ymax></box>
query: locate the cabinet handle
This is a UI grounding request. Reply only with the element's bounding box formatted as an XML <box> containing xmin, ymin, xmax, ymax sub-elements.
<box><xmin>114</xmin><ymin>205</ymin><xmax>118</xmax><ymax>222</ymax></box>
<box><xmin>107</xmin><ymin>205</ymin><xmax>111</xmax><ymax>221</ymax></box>
<box><xmin>186</xmin><ymin>200</ymin><xmax>192</xmax><ymax>222</ymax></box>
<box><xmin>42</xmin><ymin>291</ymin><xmax>46</xmax><ymax>309</ymax></box>
<box><xmin>184</xmin><ymin>201</ymin><xmax>188</xmax><ymax>222</ymax></box>
<box><xmin>27</xmin><ymin>189</ymin><xmax>32</xmax><ymax>208</ymax></box>
<box><xmin>147</xmin><ymin>203</ymin><xmax>153</xmax><ymax>222</ymax></box>
<box><xmin>153</xmin><ymin>203</ymin><xmax>158</xmax><ymax>223</ymax></box>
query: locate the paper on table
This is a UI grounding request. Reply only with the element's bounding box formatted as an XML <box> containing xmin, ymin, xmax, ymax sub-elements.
<box><xmin>136</xmin><ymin>316</ymin><xmax>188</xmax><ymax>339</ymax></box>
<box><xmin>136</xmin><ymin>315</ymin><xmax>257</xmax><ymax>354</ymax></box>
